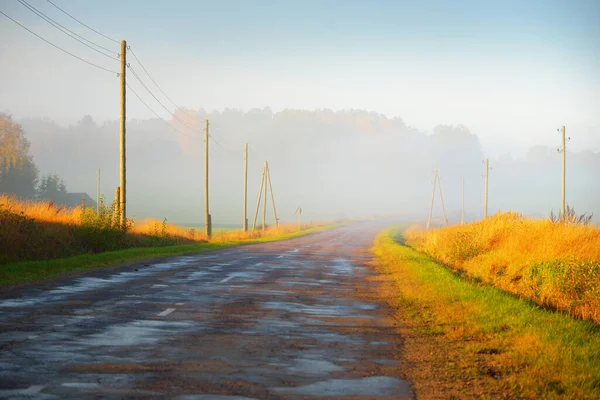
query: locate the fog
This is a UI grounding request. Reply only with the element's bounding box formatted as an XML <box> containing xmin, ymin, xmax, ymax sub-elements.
<box><xmin>16</xmin><ymin>109</ymin><xmax>600</xmax><ymax>225</ymax></box>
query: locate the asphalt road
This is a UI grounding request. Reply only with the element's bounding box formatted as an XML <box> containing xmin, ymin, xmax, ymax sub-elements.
<box><xmin>0</xmin><ymin>223</ymin><xmax>413</xmax><ymax>399</ymax></box>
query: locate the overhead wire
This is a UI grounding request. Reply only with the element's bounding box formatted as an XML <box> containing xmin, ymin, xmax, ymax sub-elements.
<box><xmin>128</xmin><ymin>46</ymin><xmax>188</xmax><ymax>114</ymax></box>
<box><xmin>126</xmin><ymin>82</ymin><xmax>194</xmax><ymax>138</ymax></box>
<box><xmin>0</xmin><ymin>10</ymin><xmax>117</xmax><ymax>74</ymax></box>
<box><xmin>126</xmin><ymin>64</ymin><xmax>204</xmax><ymax>134</ymax></box>
<box><xmin>17</xmin><ymin>0</ymin><xmax>118</xmax><ymax>59</ymax></box>
<box><xmin>45</xmin><ymin>0</ymin><xmax>120</xmax><ymax>44</ymax></box>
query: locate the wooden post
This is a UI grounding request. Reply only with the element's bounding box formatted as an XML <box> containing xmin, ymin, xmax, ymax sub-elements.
<box><xmin>437</xmin><ymin>170</ymin><xmax>448</xmax><ymax>226</ymax></box>
<box><xmin>204</xmin><ymin>119</ymin><xmax>211</xmax><ymax>237</ymax></box>
<box><xmin>243</xmin><ymin>143</ymin><xmax>248</xmax><ymax>231</ymax></box>
<box><xmin>119</xmin><ymin>40</ymin><xmax>126</xmax><ymax>228</ymax></box>
<box><xmin>561</xmin><ymin>126</ymin><xmax>566</xmax><ymax>223</ymax></box>
<box><xmin>252</xmin><ymin>165</ymin><xmax>266</xmax><ymax>231</ymax></box>
<box><xmin>426</xmin><ymin>170</ymin><xmax>437</xmax><ymax>229</ymax></box>
<box><xmin>262</xmin><ymin>161</ymin><xmax>268</xmax><ymax>231</ymax></box>
<box><xmin>115</xmin><ymin>187</ymin><xmax>121</xmax><ymax>223</ymax></box>
<box><xmin>266</xmin><ymin>164</ymin><xmax>278</xmax><ymax>227</ymax></box>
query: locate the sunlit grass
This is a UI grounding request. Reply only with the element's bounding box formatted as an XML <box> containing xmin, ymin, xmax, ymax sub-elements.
<box><xmin>373</xmin><ymin>226</ymin><xmax>600</xmax><ymax>399</ymax></box>
<box><xmin>0</xmin><ymin>195</ymin><xmax>330</xmax><ymax>282</ymax></box>
<box><xmin>404</xmin><ymin>212</ymin><xmax>600</xmax><ymax>324</ymax></box>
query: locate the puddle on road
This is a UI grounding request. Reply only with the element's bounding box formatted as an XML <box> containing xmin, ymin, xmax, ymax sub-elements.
<box><xmin>0</xmin><ymin>259</ymin><xmax>195</xmax><ymax>309</ymax></box>
<box><xmin>78</xmin><ymin>320</ymin><xmax>195</xmax><ymax>347</ymax></box>
<box><xmin>262</xmin><ymin>301</ymin><xmax>349</xmax><ymax>316</ymax></box>
<box><xmin>274</xmin><ymin>376</ymin><xmax>411</xmax><ymax>397</ymax></box>
<box><xmin>287</xmin><ymin>358</ymin><xmax>345</xmax><ymax>374</ymax></box>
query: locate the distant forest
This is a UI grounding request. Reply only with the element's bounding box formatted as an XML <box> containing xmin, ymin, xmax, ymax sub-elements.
<box><xmin>3</xmin><ymin>108</ymin><xmax>598</xmax><ymax>224</ymax></box>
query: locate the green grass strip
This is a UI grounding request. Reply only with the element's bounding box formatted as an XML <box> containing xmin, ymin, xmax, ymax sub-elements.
<box><xmin>0</xmin><ymin>224</ymin><xmax>337</xmax><ymax>286</ymax></box>
<box><xmin>374</xmin><ymin>226</ymin><xmax>600</xmax><ymax>399</ymax></box>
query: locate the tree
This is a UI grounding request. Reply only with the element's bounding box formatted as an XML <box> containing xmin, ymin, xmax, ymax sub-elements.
<box><xmin>37</xmin><ymin>174</ymin><xmax>68</xmax><ymax>204</ymax></box>
<box><xmin>0</xmin><ymin>113</ymin><xmax>39</xmax><ymax>198</ymax></box>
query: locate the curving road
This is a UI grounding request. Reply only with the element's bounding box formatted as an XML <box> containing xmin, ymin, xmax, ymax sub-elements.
<box><xmin>0</xmin><ymin>223</ymin><xmax>413</xmax><ymax>399</ymax></box>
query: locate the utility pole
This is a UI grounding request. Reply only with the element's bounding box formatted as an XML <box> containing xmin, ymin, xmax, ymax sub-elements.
<box><xmin>115</xmin><ymin>186</ymin><xmax>121</xmax><ymax>220</ymax></box>
<box><xmin>243</xmin><ymin>143</ymin><xmax>248</xmax><ymax>231</ymax></box>
<box><xmin>437</xmin><ymin>171</ymin><xmax>449</xmax><ymax>226</ymax></box>
<box><xmin>262</xmin><ymin>161</ymin><xmax>268</xmax><ymax>230</ymax></box>
<box><xmin>461</xmin><ymin>176</ymin><xmax>465</xmax><ymax>224</ymax></box>
<box><xmin>426</xmin><ymin>170</ymin><xmax>437</xmax><ymax>230</ymax></box>
<box><xmin>97</xmin><ymin>168</ymin><xmax>101</xmax><ymax>213</ymax></box>
<box><xmin>561</xmin><ymin>126</ymin><xmax>566</xmax><ymax>223</ymax></box>
<box><xmin>204</xmin><ymin>119</ymin><xmax>211</xmax><ymax>238</ymax></box>
<box><xmin>484</xmin><ymin>158</ymin><xmax>489</xmax><ymax>218</ymax></box>
<box><xmin>252</xmin><ymin>164</ymin><xmax>266</xmax><ymax>231</ymax></box>
<box><xmin>266</xmin><ymin>164</ymin><xmax>279</xmax><ymax>227</ymax></box>
<box><xmin>119</xmin><ymin>40</ymin><xmax>126</xmax><ymax>228</ymax></box>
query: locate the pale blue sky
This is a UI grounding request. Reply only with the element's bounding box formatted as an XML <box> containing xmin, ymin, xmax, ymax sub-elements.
<box><xmin>1</xmin><ymin>0</ymin><xmax>599</xmax><ymax>156</ymax></box>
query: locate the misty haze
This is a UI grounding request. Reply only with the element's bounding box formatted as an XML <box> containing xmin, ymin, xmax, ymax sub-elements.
<box><xmin>1</xmin><ymin>1</ymin><xmax>599</xmax><ymax>399</ymax></box>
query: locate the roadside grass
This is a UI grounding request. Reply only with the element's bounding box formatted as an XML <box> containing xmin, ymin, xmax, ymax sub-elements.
<box><xmin>0</xmin><ymin>194</ymin><xmax>330</xmax><ymax>267</ymax></box>
<box><xmin>373</xmin><ymin>226</ymin><xmax>600</xmax><ymax>399</ymax></box>
<box><xmin>0</xmin><ymin>224</ymin><xmax>336</xmax><ymax>287</ymax></box>
<box><xmin>405</xmin><ymin>212</ymin><xmax>600</xmax><ymax>325</ymax></box>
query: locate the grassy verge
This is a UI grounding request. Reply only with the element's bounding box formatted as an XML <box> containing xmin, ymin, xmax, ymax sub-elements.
<box><xmin>405</xmin><ymin>212</ymin><xmax>600</xmax><ymax>324</ymax></box>
<box><xmin>0</xmin><ymin>224</ymin><xmax>336</xmax><ymax>287</ymax></box>
<box><xmin>373</xmin><ymin>226</ymin><xmax>600</xmax><ymax>399</ymax></box>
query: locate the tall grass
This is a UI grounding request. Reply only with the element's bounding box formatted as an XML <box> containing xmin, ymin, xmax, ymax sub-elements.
<box><xmin>405</xmin><ymin>212</ymin><xmax>600</xmax><ymax>324</ymax></box>
<box><xmin>0</xmin><ymin>194</ymin><xmax>325</xmax><ymax>266</ymax></box>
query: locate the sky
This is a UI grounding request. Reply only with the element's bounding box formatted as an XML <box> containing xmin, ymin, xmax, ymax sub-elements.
<box><xmin>0</xmin><ymin>0</ymin><xmax>599</xmax><ymax>158</ymax></box>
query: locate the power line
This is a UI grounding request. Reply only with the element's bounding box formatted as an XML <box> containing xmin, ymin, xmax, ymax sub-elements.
<box><xmin>127</xmin><ymin>64</ymin><xmax>203</xmax><ymax>134</ymax></box>
<box><xmin>128</xmin><ymin>46</ymin><xmax>187</xmax><ymax>114</ymax></box>
<box><xmin>0</xmin><ymin>10</ymin><xmax>117</xmax><ymax>74</ymax></box>
<box><xmin>17</xmin><ymin>0</ymin><xmax>117</xmax><ymax>59</ymax></box>
<box><xmin>45</xmin><ymin>0</ymin><xmax>119</xmax><ymax>44</ymax></box>
<box><xmin>126</xmin><ymin>82</ymin><xmax>193</xmax><ymax>138</ymax></box>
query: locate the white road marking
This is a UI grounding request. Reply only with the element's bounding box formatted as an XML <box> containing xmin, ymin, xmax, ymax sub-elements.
<box><xmin>157</xmin><ymin>308</ymin><xmax>176</xmax><ymax>317</ymax></box>
<box><xmin>152</xmin><ymin>284</ymin><xmax>169</xmax><ymax>288</ymax></box>
<box><xmin>277</xmin><ymin>255</ymin><xmax>285</xmax><ymax>259</ymax></box>
<box><xmin>220</xmin><ymin>274</ymin><xmax>237</xmax><ymax>283</ymax></box>
<box><xmin>290</xmin><ymin>248</ymin><xmax>300</xmax><ymax>253</ymax></box>
<box><xmin>176</xmin><ymin>302</ymin><xmax>184</xmax><ymax>305</ymax></box>
<box><xmin>255</xmin><ymin>262</ymin><xmax>264</xmax><ymax>266</ymax></box>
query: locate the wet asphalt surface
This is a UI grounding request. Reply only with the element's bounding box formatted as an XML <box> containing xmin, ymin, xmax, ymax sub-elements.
<box><xmin>0</xmin><ymin>223</ymin><xmax>413</xmax><ymax>399</ymax></box>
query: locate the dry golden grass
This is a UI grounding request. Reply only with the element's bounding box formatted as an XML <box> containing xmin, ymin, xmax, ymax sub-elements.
<box><xmin>405</xmin><ymin>212</ymin><xmax>600</xmax><ymax>324</ymax></box>
<box><xmin>0</xmin><ymin>194</ymin><xmax>81</xmax><ymax>225</ymax></box>
<box><xmin>0</xmin><ymin>194</ymin><xmax>326</xmax><ymax>265</ymax></box>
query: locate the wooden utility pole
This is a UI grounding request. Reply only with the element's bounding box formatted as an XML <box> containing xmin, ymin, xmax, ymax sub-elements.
<box><xmin>115</xmin><ymin>187</ymin><xmax>121</xmax><ymax>220</ymax></box>
<box><xmin>243</xmin><ymin>143</ymin><xmax>248</xmax><ymax>231</ymax></box>
<box><xmin>461</xmin><ymin>176</ymin><xmax>465</xmax><ymax>224</ymax></box>
<box><xmin>262</xmin><ymin>161</ymin><xmax>268</xmax><ymax>230</ymax></box>
<box><xmin>266</xmin><ymin>164</ymin><xmax>279</xmax><ymax>227</ymax></box>
<box><xmin>204</xmin><ymin>119</ymin><xmax>211</xmax><ymax>238</ymax></box>
<box><xmin>437</xmin><ymin>171</ymin><xmax>449</xmax><ymax>226</ymax></box>
<box><xmin>252</xmin><ymin>164</ymin><xmax>266</xmax><ymax>231</ymax></box>
<box><xmin>426</xmin><ymin>170</ymin><xmax>437</xmax><ymax>230</ymax></box>
<box><xmin>97</xmin><ymin>168</ymin><xmax>101</xmax><ymax>213</ymax></box>
<box><xmin>561</xmin><ymin>126</ymin><xmax>566</xmax><ymax>223</ymax></box>
<box><xmin>484</xmin><ymin>159</ymin><xmax>489</xmax><ymax>218</ymax></box>
<box><xmin>119</xmin><ymin>40</ymin><xmax>126</xmax><ymax>228</ymax></box>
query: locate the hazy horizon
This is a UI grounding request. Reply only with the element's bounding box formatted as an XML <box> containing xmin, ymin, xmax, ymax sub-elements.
<box><xmin>1</xmin><ymin>0</ymin><xmax>599</xmax><ymax>224</ymax></box>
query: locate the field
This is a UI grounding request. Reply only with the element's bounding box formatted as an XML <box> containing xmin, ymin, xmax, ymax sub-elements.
<box><xmin>0</xmin><ymin>195</ymin><xmax>329</xmax><ymax>284</ymax></box>
<box><xmin>373</xmin><ymin>227</ymin><xmax>600</xmax><ymax>399</ymax></box>
<box><xmin>404</xmin><ymin>212</ymin><xmax>600</xmax><ymax>324</ymax></box>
